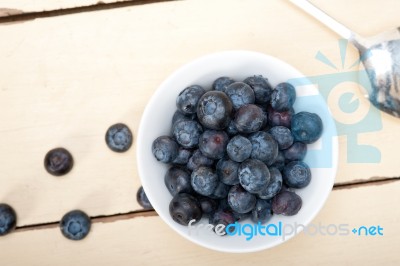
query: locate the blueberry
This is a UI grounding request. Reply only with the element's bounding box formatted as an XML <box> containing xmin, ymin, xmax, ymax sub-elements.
<box><xmin>136</xmin><ymin>186</ymin><xmax>153</xmax><ymax>209</ymax></box>
<box><xmin>199</xmin><ymin>130</ymin><xmax>229</xmax><ymax>160</ymax></box>
<box><xmin>191</xmin><ymin>166</ymin><xmax>219</xmax><ymax>196</ymax></box>
<box><xmin>251</xmin><ymin>199</ymin><xmax>273</xmax><ymax>224</ymax></box>
<box><xmin>272</xmin><ymin>191</ymin><xmax>302</xmax><ymax>216</ymax></box>
<box><xmin>232</xmin><ymin>211</ymin><xmax>252</xmax><ymax>222</ymax></box>
<box><xmin>172</xmin><ymin>110</ymin><xmax>197</xmax><ymax>126</ymax></box>
<box><xmin>198</xmin><ymin>197</ymin><xmax>218</xmax><ymax>216</ymax></box>
<box><xmin>172</xmin><ymin>147</ymin><xmax>192</xmax><ymax>165</ymax></box>
<box><xmin>213</xmin><ymin>76</ymin><xmax>235</xmax><ymax>93</ymax></box>
<box><xmin>291</xmin><ymin>112</ymin><xmax>323</xmax><ymax>144</ymax></box>
<box><xmin>164</xmin><ymin>166</ymin><xmax>193</xmax><ymax>196</ymax></box>
<box><xmin>216</xmin><ymin>158</ymin><xmax>239</xmax><ymax>185</ymax></box>
<box><xmin>225</xmin><ymin>82</ymin><xmax>255</xmax><ymax>110</ymax></box>
<box><xmin>226</xmin><ymin>120</ymin><xmax>239</xmax><ymax>136</ymax></box>
<box><xmin>197</xmin><ymin>91</ymin><xmax>233</xmax><ymax>130</ymax></box>
<box><xmin>227</xmin><ymin>135</ymin><xmax>252</xmax><ymax>162</ymax></box>
<box><xmin>186</xmin><ymin>149</ymin><xmax>214</xmax><ymax>171</ymax></box>
<box><xmin>243</xmin><ymin>75</ymin><xmax>273</xmax><ymax>104</ymax></box>
<box><xmin>210</xmin><ymin>182</ymin><xmax>230</xmax><ymax>199</ymax></box>
<box><xmin>105</xmin><ymin>123</ymin><xmax>133</xmax><ymax>152</ymax></box>
<box><xmin>152</xmin><ymin>136</ymin><xmax>179</xmax><ymax>163</ymax></box>
<box><xmin>270</xmin><ymin>151</ymin><xmax>285</xmax><ymax>171</ymax></box>
<box><xmin>257</xmin><ymin>167</ymin><xmax>283</xmax><ymax>199</ymax></box>
<box><xmin>269</xmin><ymin>126</ymin><xmax>294</xmax><ymax>150</ymax></box>
<box><xmin>209</xmin><ymin>209</ymin><xmax>235</xmax><ymax>235</ymax></box>
<box><xmin>268</xmin><ymin>106</ymin><xmax>294</xmax><ymax>128</ymax></box>
<box><xmin>60</xmin><ymin>210</ymin><xmax>91</xmax><ymax>240</ymax></box>
<box><xmin>176</xmin><ymin>85</ymin><xmax>206</xmax><ymax>114</ymax></box>
<box><xmin>44</xmin><ymin>148</ymin><xmax>74</xmax><ymax>176</ymax></box>
<box><xmin>238</xmin><ymin>159</ymin><xmax>270</xmax><ymax>193</ymax></box>
<box><xmin>234</xmin><ymin>104</ymin><xmax>265</xmax><ymax>133</ymax></box>
<box><xmin>169</xmin><ymin>193</ymin><xmax>202</xmax><ymax>225</ymax></box>
<box><xmin>283</xmin><ymin>142</ymin><xmax>307</xmax><ymax>161</ymax></box>
<box><xmin>0</xmin><ymin>204</ymin><xmax>17</xmax><ymax>236</ymax></box>
<box><xmin>172</xmin><ymin>120</ymin><xmax>203</xmax><ymax>149</ymax></box>
<box><xmin>227</xmin><ymin>184</ymin><xmax>257</xmax><ymax>214</ymax></box>
<box><xmin>270</xmin><ymin>82</ymin><xmax>296</xmax><ymax>111</ymax></box>
<box><xmin>283</xmin><ymin>161</ymin><xmax>311</xmax><ymax>188</ymax></box>
<box><xmin>248</xmin><ymin>131</ymin><xmax>278</xmax><ymax>165</ymax></box>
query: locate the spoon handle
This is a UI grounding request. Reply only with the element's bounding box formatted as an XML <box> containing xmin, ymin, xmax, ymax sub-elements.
<box><xmin>290</xmin><ymin>0</ymin><xmax>354</xmax><ymax>40</ymax></box>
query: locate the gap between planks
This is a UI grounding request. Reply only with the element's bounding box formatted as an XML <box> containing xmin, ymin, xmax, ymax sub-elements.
<box><xmin>13</xmin><ymin>176</ymin><xmax>400</xmax><ymax>233</ymax></box>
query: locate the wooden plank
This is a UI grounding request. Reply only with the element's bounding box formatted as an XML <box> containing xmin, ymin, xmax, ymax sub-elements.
<box><xmin>0</xmin><ymin>0</ymin><xmax>399</xmax><ymax>227</ymax></box>
<box><xmin>1</xmin><ymin>181</ymin><xmax>399</xmax><ymax>265</ymax></box>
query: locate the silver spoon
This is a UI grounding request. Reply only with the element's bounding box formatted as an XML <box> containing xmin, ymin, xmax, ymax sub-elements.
<box><xmin>290</xmin><ymin>0</ymin><xmax>400</xmax><ymax>117</ymax></box>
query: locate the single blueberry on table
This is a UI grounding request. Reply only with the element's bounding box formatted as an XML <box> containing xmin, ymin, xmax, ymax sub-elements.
<box><xmin>209</xmin><ymin>209</ymin><xmax>235</xmax><ymax>235</ymax></box>
<box><xmin>191</xmin><ymin>166</ymin><xmax>219</xmax><ymax>196</ymax></box>
<box><xmin>248</xmin><ymin>131</ymin><xmax>278</xmax><ymax>165</ymax></box>
<box><xmin>227</xmin><ymin>184</ymin><xmax>257</xmax><ymax>214</ymax></box>
<box><xmin>198</xmin><ymin>197</ymin><xmax>218</xmax><ymax>216</ymax></box>
<box><xmin>213</xmin><ymin>76</ymin><xmax>235</xmax><ymax>93</ymax></box>
<box><xmin>225</xmin><ymin>82</ymin><xmax>255</xmax><ymax>110</ymax></box>
<box><xmin>243</xmin><ymin>75</ymin><xmax>273</xmax><ymax>104</ymax></box>
<box><xmin>186</xmin><ymin>149</ymin><xmax>214</xmax><ymax>171</ymax></box>
<box><xmin>238</xmin><ymin>159</ymin><xmax>270</xmax><ymax>193</ymax></box>
<box><xmin>136</xmin><ymin>186</ymin><xmax>153</xmax><ymax>210</ymax></box>
<box><xmin>172</xmin><ymin>120</ymin><xmax>203</xmax><ymax>149</ymax></box>
<box><xmin>164</xmin><ymin>166</ymin><xmax>193</xmax><ymax>196</ymax></box>
<box><xmin>283</xmin><ymin>161</ymin><xmax>311</xmax><ymax>189</ymax></box>
<box><xmin>152</xmin><ymin>136</ymin><xmax>179</xmax><ymax>163</ymax></box>
<box><xmin>269</xmin><ymin>126</ymin><xmax>294</xmax><ymax>150</ymax></box>
<box><xmin>216</xmin><ymin>158</ymin><xmax>239</xmax><ymax>185</ymax></box>
<box><xmin>197</xmin><ymin>91</ymin><xmax>233</xmax><ymax>130</ymax></box>
<box><xmin>199</xmin><ymin>130</ymin><xmax>229</xmax><ymax>160</ymax></box>
<box><xmin>270</xmin><ymin>82</ymin><xmax>297</xmax><ymax>111</ymax></box>
<box><xmin>176</xmin><ymin>85</ymin><xmax>206</xmax><ymax>114</ymax></box>
<box><xmin>60</xmin><ymin>210</ymin><xmax>91</xmax><ymax>240</ymax></box>
<box><xmin>291</xmin><ymin>112</ymin><xmax>323</xmax><ymax>144</ymax></box>
<box><xmin>270</xmin><ymin>151</ymin><xmax>285</xmax><ymax>171</ymax></box>
<box><xmin>210</xmin><ymin>182</ymin><xmax>230</xmax><ymax>199</ymax></box>
<box><xmin>272</xmin><ymin>190</ymin><xmax>302</xmax><ymax>216</ymax></box>
<box><xmin>44</xmin><ymin>147</ymin><xmax>74</xmax><ymax>176</ymax></box>
<box><xmin>172</xmin><ymin>147</ymin><xmax>192</xmax><ymax>165</ymax></box>
<box><xmin>268</xmin><ymin>106</ymin><xmax>294</xmax><ymax>128</ymax></box>
<box><xmin>257</xmin><ymin>167</ymin><xmax>283</xmax><ymax>200</ymax></box>
<box><xmin>169</xmin><ymin>193</ymin><xmax>202</xmax><ymax>226</ymax></box>
<box><xmin>283</xmin><ymin>142</ymin><xmax>307</xmax><ymax>161</ymax></box>
<box><xmin>172</xmin><ymin>110</ymin><xmax>197</xmax><ymax>126</ymax></box>
<box><xmin>227</xmin><ymin>135</ymin><xmax>252</xmax><ymax>163</ymax></box>
<box><xmin>0</xmin><ymin>204</ymin><xmax>17</xmax><ymax>236</ymax></box>
<box><xmin>105</xmin><ymin>123</ymin><xmax>133</xmax><ymax>153</ymax></box>
<box><xmin>234</xmin><ymin>104</ymin><xmax>265</xmax><ymax>133</ymax></box>
<box><xmin>251</xmin><ymin>199</ymin><xmax>273</xmax><ymax>224</ymax></box>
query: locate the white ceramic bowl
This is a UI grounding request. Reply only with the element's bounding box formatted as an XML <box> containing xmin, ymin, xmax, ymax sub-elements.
<box><xmin>137</xmin><ymin>51</ymin><xmax>338</xmax><ymax>253</ymax></box>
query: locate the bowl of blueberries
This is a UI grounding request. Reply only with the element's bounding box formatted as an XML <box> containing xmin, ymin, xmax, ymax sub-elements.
<box><xmin>137</xmin><ymin>50</ymin><xmax>338</xmax><ymax>253</ymax></box>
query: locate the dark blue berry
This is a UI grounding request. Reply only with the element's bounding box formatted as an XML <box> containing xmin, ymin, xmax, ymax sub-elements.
<box><xmin>60</xmin><ymin>210</ymin><xmax>91</xmax><ymax>240</ymax></box>
<box><xmin>226</xmin><ymin>120</ymin><xmax>239</xmax><ymax>136</ymax></box>
<box><xmin>44</xmin><ymin>147</ymin><xmax>74</xmax><ymax>176</ymax></box>
<box><xmin>191</xmin><ymin>166</ymin><xmax>218</xmax><ymax>196</ymax></box>
<box><xmin>268</xmin><ymin>106</ymin><xmax>294</xmax><ymax>128</ymax></box>
<box><xmin>197</xmin><ymin>91</ymin><xmax>233</xmax><ymax>130</ymax></box>
<box><xmin>136</xmin><ymin>186</ymin><xmax>153</xmax><ymax>209</ymax></box>
<box><xmin>210</xmin><ymin>182</ymin><xmax>230</xmax><ymax>199</ymax></box>
<box><xmin>105</xmin><ymin>123</ymin><xmax>133</xmax><ymax>153</ymax></box>
<box><xmin>164</xmin><ymin>166</ymin><xmax>193</xmax><ymax>196</ymax></box>
<box><xmin>176</xmin><ymin>85</ymin><xmax>206</xmax><ymax>114</ymax></box>
<box><xmin>198</xmin><ymin>197</ymin><xmax>218</xmax><ymax>216</ymax></box>
<box><xmin>172</xmin><ymin>120</ymin><xmax>203</xmax><ymax>149</ymax></box>
<box><xmin>213</xmin><ymin>76</ymin><xmax>235</xmax><ymax>93</ymax></box>
<box><xmin>270</xmin><ymin>151</ymin><xmax>285</xmax><ymax>170</ymax></box>
<box><xmin>152</xmin><ymin>136</ymin><xmax>179</xmax><ymax>163</ymax></box>
<box><xmin>225</xmin><ymin>82</ymin><xmax>255</xmax><ymax>110</ymax></box>
<box><xmin>186</xmin><ymin>149</ymin><xmax>214</xmax><ymax>171</ymax></box>
<box><xmin>227</xmin><ymin>135</ymin><xmax>252</xmax><ymax>163</ymax></box>
<box><xmin>234</xmin><ymin>104</ymin><xmax>265</xmax><ymax>133</ymax></box>
<box><xmin>216</xmin><ymin>158</ymin><xmax>239</xmax><ymax>185</ymax></box>
<box><xmin>272</xmin><ymin>191</ymin><xmax>302</xmax><ymax>216</ymax></box>
<box><xmin>199</xmin><ymin>130</ymin><xmax>229</xmax><ymax>160</ymax></box>
<box><xmin>248</xmin><ymin>131</ymin><xmax>278</xmax><ymax>165</ymax></box>
<box><xmin>283</xmin><ymin>161</ymin><xmax>311</xmax><ymax>188</ymax></box>
<box><xmin>227</xmin><ymin>184</ymin><xmax>257</xmax><ymax>214</ymax></box>
<box><xmin>283</xmin><ymin>142</ymin><xmax>307</xmax><ymax>161</ymax></box>
<box><xmin>270</xmin><ymin>82</ymin><xmax>296</xmax><ymax>111</ymax></box>
<box><xmin>251</xmin><ymin>199</ymin><xmax>272</xmax><ymax>224</ymax></box>
<box><xmin>172</xmin><ymin>147</ymin><xmax>192</xmax><ymax>165</ymax></box>
<box><xmin>257</xmin><ymin>167</ymin><xmax>282</xmax><ymax>199</ymax></box>
<box><xmin>172</xmin><ymin>110</ymin><xmax>197</xmax><ymax>126</ymax></box>
<box><xmin>169</xmin><ymin>193</ymin><xmax>202</xmax><ymax>225</ymax></box>
<box><xmin>0</xmin><ymin>204</ymin><xmax>16</xmax><ymax>236</ymax></box>
<box><xmin>238</xmin><ymin>159</ymin><xmax>270</xmax><ymax>193</ymax></box>
<box><xmin>243</xmin><ymin>75</ymin><xmax>273</xmax><ymax>104</ymax></box>
<box><xmin>291</xmin><ymin>112</ymin><xmax>323</xmax><ymax>144</ymax></box>
<box><xmin>209</xmin><ymin>209</ymin><xmax>235</xmax><ymax>235</ymax></box>
<box><xmin>232</xmin><ymin>211</ymin><xmax>251</xmax><ymax>222</ymax></box>
<box><xmin>269</xmin><ymin>126</ymin><xmax>294</xmax><ymax>150</ymax></box>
